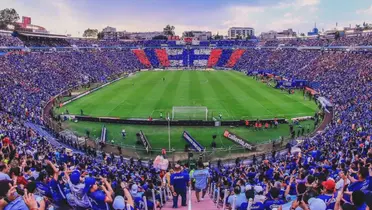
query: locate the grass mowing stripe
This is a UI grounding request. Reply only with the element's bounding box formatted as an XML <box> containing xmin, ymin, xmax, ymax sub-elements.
<box><xmin>107</xmin><ymin>72</ymin><xmax>162</xmax><ymax>117</ymax></box>
<box><xmin>228</xmin><ymin>71</ymin><xmax>316</xmax><ymax>117</ymax></box>
<box><xmin>222</xmin><ymin>71</ymin><xmax>285</xmax><ymax>116</ymax></box>
<box><xmin>207</xmin><ymin>71</ymin><xmax>249</xmax><ymax>120</ymax></box>
<box><xmin>114</xmin><ymin>73</ymin><xmax>160</xmax><ymax>114</ymax></box>
<box><xmin>59</xmin><ymin>71</ymin><xmax>318</xmax><ymax>121</ymax></box>
<box><xmin>189</xmin><ymin>72</ymin><xmax>205</xmax><ymax>107</ymax></box>
<box><xmin>215</xmin><ymin>71</ymin><xmax>271</xmax><ymax>119</ymax></box>
<box><xmin>130</xmin><ymin>72</ymin><xmax>168</xmax><ymax>117</ymax></box>
<box><xmin>198</xmin><ymin>72</ymin><xmax>230</xmax><ymax>120</ymax></box>
<box><xmin>153</xmin><ymin>71</ymin><xmax>183</xmax><ymax>116</ymax></box>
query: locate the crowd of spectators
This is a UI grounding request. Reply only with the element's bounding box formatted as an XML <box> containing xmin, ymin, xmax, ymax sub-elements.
<box><xmin>0</xmin><ymin>33</ymin><xmax>371</xmax><ymax>210</ymax></box>
<box><xmin>0</xmin><ymin>35</ymin><xmax>23</xmax><ymax>47</ymax></box>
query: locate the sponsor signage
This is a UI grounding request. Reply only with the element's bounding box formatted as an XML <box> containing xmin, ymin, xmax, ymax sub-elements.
<box><xmin>223</xmin><ymin>130</ymin><xmax>254</xmax><ymax>150</ymax></box>
<box><xmin>182</xmin><ymin>131</ymin><xmax>204</xmax><ymax>152</ymax></box>
<box><xmin>139</xmin><ymin>130</ymin><xmax>152</xmax><ymax>153</ymax></box>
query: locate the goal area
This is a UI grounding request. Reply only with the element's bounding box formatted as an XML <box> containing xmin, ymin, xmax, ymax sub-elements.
<box><xmin>172</xmin><ymin>106</ymin><xmax>208</xmax><ymax>121</ymax></box>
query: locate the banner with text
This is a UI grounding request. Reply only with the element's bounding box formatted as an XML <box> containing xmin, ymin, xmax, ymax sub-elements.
<box><xmin>139</xmin><ymin>130</ymin><xmax>152</xmax><ymax>153</ymax></box>
<box><xmin>223</xmin><ymin>130</ymin><xmax>254</xmax><ymax>150</ymax></box>
<box><xmin>182</xmin><ymin>131</ymin><xmax>204</xmax><ymax>152</ymax></box>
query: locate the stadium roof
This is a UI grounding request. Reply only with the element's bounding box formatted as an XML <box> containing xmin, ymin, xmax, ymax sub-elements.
<box><xmin>17</xmin><ymin>31</ymin><xmax>68</xmax><ymax>39</ymax></box>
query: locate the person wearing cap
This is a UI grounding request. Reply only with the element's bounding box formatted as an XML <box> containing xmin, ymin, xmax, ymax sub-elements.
<box><xmin>170</xmin><ymin>164</ymin><xmax>189</xmax><ymax>208</ymax></box>
<box><xmin>64</xmin><ymin>170</ymin><xmax>90</xmax><ymax>209</ymax></box>
<box><xmin>191</xmin><ymin>161</ymin><xmax>210</xmax><ymax>202</ymax></box>
<box><xmin>84</xmin><ymin>176</ymin><xmax>114</xmax><ymax>210</ymax></box>
<box><xmin>254</xmin><ymin>185</ymin><xmax>266</xmax><ymax>204</ymax></box>
<box><xmin>317</xmin><ymin>179</ymin><xmax>337</xmax><ymax>209</ymax></box>
<box><xmin>112</xmin><ymin>182</ymin><xmax>134</xmax><ymax>210</ymax></box>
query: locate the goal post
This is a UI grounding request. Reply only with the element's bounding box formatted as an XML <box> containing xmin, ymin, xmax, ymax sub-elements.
<box><xmin>172</xmin><ymin>106</ymin><xmax>208</xmax><ymax>121</ymax></box>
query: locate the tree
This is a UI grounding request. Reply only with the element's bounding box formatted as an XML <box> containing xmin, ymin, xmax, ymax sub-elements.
<box><xmin>300</xmin><ymin>33</ymin><xmax>305</xmax><ymax>36</ymax></box>
<box><xmin>163</xmin><ymin>24</ymin><xmax>175</xmax><ymax>36</ymax></box>
<box><xmin>97</xmin><ymin>32</ymin><xmax>104</xmax><ymax>40</ymax></box>
<box><xmin>334</xmin><ymin>31</ymin><xmax>340</xmax><ymax>40</ymax></box>
<box><xmin>152</xmin><ymin>35</ymin><xmax>168</xmax><ymax>40</ymax></box>
<box><xmin>356</xmin><ymin>24</ymin><xmax>363</xmax><ymax>31</ymax></box>
<box><xmin>213</xmin><ymin>33</ymin><xmax>223</xmax><ymax>40</ymax></box>
<box><xmin>235</xmin><ymin>35</ymin><xmax>243</xmax><ymax>40</ymax></box>
<box><xmin>120</xmin><ymin>35</ymin><xmax>130</xmax><ymax>40</ymax></box>
<box><xmin>245</xmin><ymin>35</ymin><xmax>251</xmax><ymax>40</ymax></box>
<box><xmin>364</xmin><ymin>23</ymin><xmax>371</xmax><ymax>30</ymax></box>
<box><xmin>184</xmin><ymin>31</ymin><xmax>194</xmax><ymax>37</ymax></box>
<box><xmin>0</xmin><ymin>8</ymin><xmax>20</xmax><ymax>30</ymax></box>
<box><xmin>83</xmin><ymin>28</ymin><xmax>99</xmax><ymax>38</ymax></box>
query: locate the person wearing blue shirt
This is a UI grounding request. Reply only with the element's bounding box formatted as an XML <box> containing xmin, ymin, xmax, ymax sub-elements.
<box><xmin>40</xmin><ymin>160</ymin><xmax>68</xmax><ymax>208</ymax></box>
<box><xmin>84</xmin><ymin>176</ymin><xmax>114</xmax><ymax>210</ymax></box>
<box><xmin>263</xmin><ymin>188</ymin><xmax>285</xmax><ymax>210</ymax></box>
<box><xmin>317</xmin><ymin>179</ymin><xmax>337</xmax><ymax>210</ymax></box>
<box><xmin>170</xmin><ymin>164</ymin><xmax>189</xmax><ymax>208</ymax></box>
<box><xmin>191</xmin><ymin>161</ymin><xmax>210</xmax><ymax>202</ymax></box>
<box><xmin>348</xmin><ymin>167</ymin><xmax>371</xmax><ymax>193</ymax></box>
<box><xmin>342</xmin><ymin>190</ymin><xmax>367</xmax><ymax>210</ymax></box>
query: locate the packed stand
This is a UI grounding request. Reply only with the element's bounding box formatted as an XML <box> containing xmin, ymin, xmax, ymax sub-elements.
<box><xmin>0</xmin><ymin>34</ymin><xmax>24</xmax><ymax>47</ymax></box>
<box><xmin>0</xmin><ymin>36</ymin><xmax>371</xmax><ymax>210</ymax></box>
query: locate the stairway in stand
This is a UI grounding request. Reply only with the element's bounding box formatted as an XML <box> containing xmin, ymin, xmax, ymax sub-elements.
<box><xmin>162</xmin><ymin>190</ymin><xmax>219</xmax><ymax>210</ymax></box>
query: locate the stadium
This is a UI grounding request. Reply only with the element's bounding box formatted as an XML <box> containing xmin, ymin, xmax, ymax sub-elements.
<box><xmin>0</xmin><ymin>2</ymin><xmax>371</xmax><ymax>210</ymax></box>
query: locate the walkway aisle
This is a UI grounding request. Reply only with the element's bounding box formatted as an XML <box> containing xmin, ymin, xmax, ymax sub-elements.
<box><xmin>162</xmin><ymin>190</ymin><xmax>219</xmax><ymax>210</ymax></box>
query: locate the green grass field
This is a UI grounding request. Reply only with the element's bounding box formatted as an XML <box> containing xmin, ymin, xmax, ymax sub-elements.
<box><xmin>58</xmin><ymin>70</ymin><xmax>317</xmax><ymax>120</ymax></box>
<box><xmin>58</xmin><ymin>70</ymin><xmax>318</xmax><ymax>151</ymax></box>
<box><xmin>65</xmin><ymin>120</ymin><xmax>315</xmax><ymax>150</ymax></box>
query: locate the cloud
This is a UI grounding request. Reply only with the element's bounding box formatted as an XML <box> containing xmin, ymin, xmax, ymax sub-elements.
<box><xmin>294</xmin><ymin>0</ymin><xmax>320</xmax><ymax>7</ymax></box>
<box><xmin>0</xmin><ymin>0</ymin><xmax>95</xmax><ymax>36</ymax></box>
<box><xmin>356</xmin><ymin>5</ymin><xmax>372</xmax><ymax>15</ymax></box>
<box><xmin>221</xmin><ymin>0</ymin><xmax>320</xmax><ymax>35</ymax></box>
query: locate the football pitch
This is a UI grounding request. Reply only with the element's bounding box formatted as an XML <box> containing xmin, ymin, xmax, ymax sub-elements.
<box><xmin>59</xmin><ymin>70</ymin><xmax>317</xmax><ymax>120</ymax></box>
<box><xmin>58</xmin><ymin>70</ymin><xmax>318</xmax><ymax>151</ymax></box>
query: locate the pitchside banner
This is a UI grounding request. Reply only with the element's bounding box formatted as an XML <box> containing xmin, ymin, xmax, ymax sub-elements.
<box><xmin>139</xmin><ymin>130</ymin><xmax>152</xmax><ymax>153</ymax></box>
<box><xmin>182</xmin><ymin>131</ymin><xmax>204</xmax><ymax>152</ymax></box>
<box><xmin>223</xmin><ymin>130</ymin><xmax>254</xmax><ymax>150</ymax></box>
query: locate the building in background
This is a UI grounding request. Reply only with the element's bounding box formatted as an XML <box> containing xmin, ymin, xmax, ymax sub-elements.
<box><xmin>182</xmin><ymin>30</ymin><xmax>212</xmax><ymax>40</ymax></box>
<box><xmin>260</xmin><ymin>28</ymin><xmax>297</xmax><ymax>40</ymax></box>
<box><xmin>13</xmin><ymin>16</ymin><xmax>48</xmax><ymax>33</ymax></box>
<box><xmin>101</xmin><ymin>27</ymin><xmax>164</xmax><ymax>40</ymax></box>
<box><xmin>228</xmin><ymin>27</ymin><xmax>255</xmax><ymax>39</ymax></box>
<box><xmin>102</xmin><ymin>26</ymin><xmax>117</xmax><ymax>40</ymax></box>
<box><xmin>120</xmin><ymin>31</ymin><xmax>164</xmax><ymax>40</ymax></box>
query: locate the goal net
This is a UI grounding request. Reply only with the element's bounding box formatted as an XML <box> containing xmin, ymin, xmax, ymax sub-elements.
<box><xmin>172</xmin><ymin>106</ymin><xmax>208</xmax><ymax>121</ymax></box>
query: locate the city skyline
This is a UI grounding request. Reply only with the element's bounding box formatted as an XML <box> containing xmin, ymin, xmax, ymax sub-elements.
<box><xmin>1</xmin><ymin>0</ymin><xmax>371</xmax><ymax>37</ymax></box>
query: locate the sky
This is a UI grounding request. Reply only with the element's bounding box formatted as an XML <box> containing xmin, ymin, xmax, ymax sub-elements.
<box><xmin>1</xmin><ymin>0</ymin><xmax>371</xmax><ymax>37</ymax></box>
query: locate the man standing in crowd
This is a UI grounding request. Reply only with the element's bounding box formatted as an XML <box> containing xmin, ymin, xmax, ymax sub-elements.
<box><xmin>170</xmin><ymin>164</ymin><xmax>189</xmax><ymax>208</ymax></box>
<box><xmin>191</xmin><ymin>161</ymin><xmax>210</xmax><ymax>202</ymax></box>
